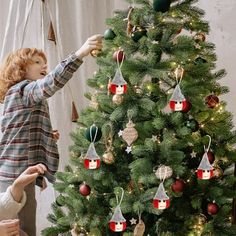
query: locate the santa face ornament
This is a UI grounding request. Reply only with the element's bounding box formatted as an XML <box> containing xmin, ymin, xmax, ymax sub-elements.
<box><xmin>84</xmin><ymin>159</ymin><xmax>101</xmax><ymax>169</ymax></box>
<box><xmin>197</xmin><ymin>169</ymin><xmax>213</xmax><ymax>180</ymax></box>
<box><xmin>169</xmin><ymin>100</ymin><xmax>187</xmax><ymax>111</ymax></box>
<box><xmin>197</xmin><ymin>152</ymin><xmax>214</xmax><ymax>180</ymax></box>
<box><xmin>153</xmin><ymin>199</ymin><xmax>170</xmax><ymax>209</ymax></box>
<box><xmin>110</xmin><ymin>84</ymin><xmax>127</xmax><ymax>95</ymax></box>
<box><xmin>109</xmin><ymin>221</ymin><xmax>127</xmax><ymax>232</ymax></box>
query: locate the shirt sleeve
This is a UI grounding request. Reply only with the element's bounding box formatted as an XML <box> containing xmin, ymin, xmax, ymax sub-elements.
<box><xmin>0</xmin><ymin>186</ymin><xmax>27</xmax><ymax>220</ymax></box>
<box><xmin>21</xmin><ymin>53</ymin><xmax>83</xmax><ymax>106</ymax></box>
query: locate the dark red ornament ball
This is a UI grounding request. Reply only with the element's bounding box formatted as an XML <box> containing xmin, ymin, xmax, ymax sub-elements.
<box><xmin>207</xmin><ymin>202</ymin><xmax>219</xmax><ymax>215</ymax></box>
<box><xmin>171</xmin><ymin>179</ymin><xmax>185</xmax><ymax>193</ymax></box>
<box><xmin>79</xmin><ymin>183</ymin><xmax>91</xmax><ymax>196</ymax></box>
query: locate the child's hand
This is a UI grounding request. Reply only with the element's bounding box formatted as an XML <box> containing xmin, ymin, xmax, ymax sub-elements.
<box><xmin>75</xmin><ymin>34</ymin><xmax>103</xmax><ymax>59</ymax></box>
<box><xmin>0</xmin><ymin>219</ymin><xmax>20</xmax><ymax>236</ymax></box>
<box><xmin>52</xmin><ymin>130</ymin><xmax>60</xmax><ymax>140</ymax></box>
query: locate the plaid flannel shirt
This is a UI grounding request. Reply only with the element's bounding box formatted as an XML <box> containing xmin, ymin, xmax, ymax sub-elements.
<box><xmin>0</xmin><ymin>53</ymin><xmax>83</xmax><ymax>183</ymax></box>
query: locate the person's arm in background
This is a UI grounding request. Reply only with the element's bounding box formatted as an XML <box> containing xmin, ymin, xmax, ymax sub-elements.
<box><xmin>0</xmin><ymin>164</ymin><xmax>47</xmax><ymax>220</ymax></box>
<box><xmin>22</xmin><ymin>34</ymin><xmax>103</xmax><ymax>106</ymax></box>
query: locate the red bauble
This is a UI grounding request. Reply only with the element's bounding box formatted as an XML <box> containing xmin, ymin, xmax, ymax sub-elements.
<box><xmin>207</xmin><ymin>202</ymin><xmax>219</xmax><ymax>215</ymax></box>
<box><xmin>205</xmin><ymin>94</ymin><xmax>219</xmax><ymax>108</ymax></box>
<box><xmin>79</xmin><ymin>183</ymin><xmax>91</xmax><ymax>196</ymax></box>
<box><xmin>207</xmin><ymin>151</ymin><xmax>215</xmax><ymax>164</ymax></box>
<box><xmin>182</xmin><ymin>101</ymin><xmax>192</xmax><ymax>113</ymax></box>
<box><xmin>171</xmin><ymin>179</ymin><xmax>185</xmax><ymax>193</ymax></box>
<box><xmin>113</xmin><ymin>50</ymin><xmax>125</xmax><ymax>62</ymax></box>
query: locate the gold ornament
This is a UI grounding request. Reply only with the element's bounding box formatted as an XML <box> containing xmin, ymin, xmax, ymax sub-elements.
<box><xmin>194</xmin><ymin>214</ymin><xmax>207</xmax><ymax>225</ymax></box>
<box><xmin>121</xmin><ymin>120</ymin><xmax>138</xmax><ymax>146</ymax></box>
<box><xmin>71</xmin><ymin>224</ymin><xmax>88</xmax><ymax>236</ymax></box>
<box><xmin>112</xmin><ymin>94</ymin><xmax>124</xmax><ymax>105</ymax></box>
<box><xmin>174</xmin><ymin>65</ymin><xmax>184</xmax><ymax>81</ymax></box>
<box><xmin>90</xmin><ymin>94</ymin><xmax>99</xmax><ymax>109</ymax></box>
<box><xmin>213</xmin><ymin>166</ymin><xmax>223</xmax><ymax>178</ymax></box>
<box><xmin>194</xmin><ymin>32</ymin><xmax>206</xmax><ymax>42</ymax></box>
<box><xmin>134</xmin><ymin>219</ymin><xmax>145</xmax><ymax>236</ymax></box>
<box><xmin>103</xmin><ymin>150</ymin><xmax>115</xmax><ymax>164</ymax></box>
<box><xmin>90</xmin><ymin>49</ymin><xmax>102</xmax><ymax>57</ymax></box>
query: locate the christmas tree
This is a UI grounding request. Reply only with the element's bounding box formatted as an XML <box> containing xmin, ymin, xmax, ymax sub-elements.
<box><xmin>43</xmin><ymin>0</ymin><xmax>236</xmax><ymax>235</ymax></box>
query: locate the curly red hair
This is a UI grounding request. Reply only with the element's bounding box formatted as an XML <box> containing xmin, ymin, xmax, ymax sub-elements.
<box><xmin>0</xmin><ymin>48</ymin><xmax>47</xmax><ymax>103</ymax></box>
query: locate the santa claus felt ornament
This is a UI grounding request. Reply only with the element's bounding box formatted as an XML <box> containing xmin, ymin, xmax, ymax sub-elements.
<box><xmin>109</xmin><ymin>188</ymin><xmax>126</xmax><ymax>232</ymax></box>
<box><xmin>169</xmin><ymin>84</ymin><xmax>187</xmax><ymax>111</ymax></box>
<box><xmin>109</xmin><ymin>205</ymin><xmax>127</xmax><ymax>232</ymax></box>
<box><xmin>110</xmin><ymin>68</ymin><xmax>127</xmax><ymax>95</ymax></box>
<box><xmin>153</xmin><ymin>182</ymin><xmax>170</xmax><ymax>209</ymax></box>
<box><xmin>197</xmin><ymin>152</ymin><xmax>214</xmax><ymax>179</ymax></box>
<box><xmin>84</xmin><ymin>142</ymin><xmax>101</xmax><ymax>169</ymax></box>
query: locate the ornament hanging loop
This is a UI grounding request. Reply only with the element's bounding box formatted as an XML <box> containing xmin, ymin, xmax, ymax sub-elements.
<box><xmin>90</xmin><ymin>124</ymin><xmax>98</xmax><ymax>143</ymax></box>
<box><xmin>117</xmin><ymin>50</ymin><xmax>125</xmax><ymax>69</ymax></box>
<box><xmin>204</xmin><ymin>135</ymin><xmax>212</xmax><ymax>152</ymax></box>
<box><xmin>116</xmin><ymin>187</ymin><xmax>124</xmax><ymax>206</ymax></box>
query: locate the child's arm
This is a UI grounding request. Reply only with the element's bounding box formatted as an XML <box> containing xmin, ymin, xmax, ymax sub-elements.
<box><xmin>0</xmin><ymin>219</ymin><xmax>20</xmax><ymax>236</ymax></box>
<box><xmin>22</xmin><ymin>34</ymin><xmax>103</xmax><ymax>105</ymax></box>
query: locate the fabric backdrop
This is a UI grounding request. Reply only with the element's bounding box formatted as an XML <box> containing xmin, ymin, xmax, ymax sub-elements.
<box><xmin>0</xmin><ymin>0</ymin><xmax>235</xmax><ymax>234</ymax></box>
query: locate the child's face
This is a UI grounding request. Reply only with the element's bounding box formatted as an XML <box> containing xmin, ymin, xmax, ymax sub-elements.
<box><xmin>25</xmin><ymin>55</ymin><xmax>47</xmax><ymax>81</ymax></box>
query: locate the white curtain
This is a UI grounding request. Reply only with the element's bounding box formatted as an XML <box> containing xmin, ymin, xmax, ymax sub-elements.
<box><xmin>0</xmin><ymin>0</ymin><xmax>235</xmax><ymax>234</ymax></box>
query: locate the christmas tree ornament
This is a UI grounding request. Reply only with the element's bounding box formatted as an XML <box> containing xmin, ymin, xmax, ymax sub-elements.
<box><xmin>194</xmin><ymin>214</ymin><xmax>207</xmax><ymax>225</ymax></box>
<box><xmin>130</xmin><ymin>218</ymin><xmax>137</xmax><ymax>225</ymax></box>
<box><xmin>207</xmin><ymin>202</ymin><xmax>219</xmax><ymax>215</ymax></box>
<box><xmin>119</xmin><ymin>119</ymin><xmax>138</xmax><ymax>151</ymax></box>
<box><xmin>110</xmin><ymin>69</ymin><xmax>127</xmax><ymax>96</ymax></box>
<box><xmin>194</xmin><ymin>32</ymin><xmax>206</xmax><ymax>43</ymax></box>
<box><xmin>48</xmin><ymin>21</ymin><xmax>56</xmax><ymax>43</ymax></box>
<box><xmin>71</xmin><ymin>224</ymin><xmax>88</xmax><ymax>236</ymax></box>
<box><xmin>197</xmin><ymin>153</ymin><xmax>214</xmax><ymax>179</ymax></box>
<box><xmin>153</xmin><ymin>182</ymin><xmax>170</xmax><ymax>209</ymax></box>
<box><xmin>79</xmin><ymin>182</ymin><xmax>91</xmax><ymax>196</ymax></box>
<box><xmin>194</xmin><ymin>56</ymin><xmax>207</xmax><ymax>65</ymax></box>
<box><xmin>153</xmin><ymin>0</ymin><xmax>171</xmax><ymax>13</ymax></box>
<box><xmin>171</xmin><ymin>179</ymin><xmax>185</xmax><ymax>193</ymax></box>
<box><xmin>173</xmin><ymin>65</ymin><xmax>184</xmax><ymax>81</ymax></box>
<box><xmin>110</xmin><ymin>69</ymin><xmax>127</xmax><ymax>95</ymax></box>
<box><xmin>90</xmin><ymin>49</ymin><xmax>102</xmax><ymax>57</ymax></box>
<box><xmin>169</xmin><ymin>84</ymin><xmax>188</xmax><ymax>111</ymax></box>
<box><xmin>104</xmin><ymin>28</ymin><xmax>116</xmax><ymax>40</ymax></box>
<box><xmin>207</xmin><ymin>150</ymin><xmax>215</xmax><ymax>164</ymax></box>
<box><xmin>85</xmin><ymin>124</ymin><xmax>102</xmax><ymax>142</ymax></box>
<box><xmin>84</xmin><ymin>143</ymin><xmax>101</xmax><ymax>169</ymax></box>
<box><xmin>112</xmin><ymin>94</ymin><xmax>124</xmax><ymax>105</ymax></box>
<box><xmin>213</xmin><ymin>166</ymin><xmax>223</xmax><ymax>178</ymax></box>
<box><xmin>55</xmin><ymin>194</ymin><xmax>66</xmax><ymax>207</ymax></box>
<box><xmin>169</xmin><ymin>68</ymin><xmax>189</xmax><ymax>112</ymax></box>
<box><xmin>89</xmin><ymin>94</ymin><xmax>99</xmax><ymax>109</ymax></box>
<box><xmin>131</xmin><ymin>26</ymin><xmax>147</xmax><ymax>42</ymax></box>
<box><xmin>109</xmin><ymin>188</ymin><xmax>126</xmax><ymax>232</ymax></box>
<box><xmin>103</xmin><ymin>150</ymin><xmax>115</xmax><ymax>164</ymax></box>
<box><xmin>205</xmin><ymin>94</ymin><xmax>219</xmax><ymax>108</ymax></box>
<box><xmin>126</xmin><ymin>6</ymin><xmax>134</xmax><ymax>36</ymax></box>
<box><xmin>113</xmin><ymin>49</ymin><xmax>125</xmax><ymax>62</ymax></box>
<box><xmin>71</xmin><ymin>101</ymin><xmax>79</xmax><ymax>122</ymax></box>
<box><xmin>154</xmin><ymin>165</ymin><xmax>173</xmax><ymax>179</ymax></box>
<box><xmin>134</xmin><ymin>219</ymin><xmax>145</xmax><ymax>236</ymax></box>
<box><xmin>197</xmin><ymin>136</ymin><xmax>214</xmax><ymax>180</ymax></box>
